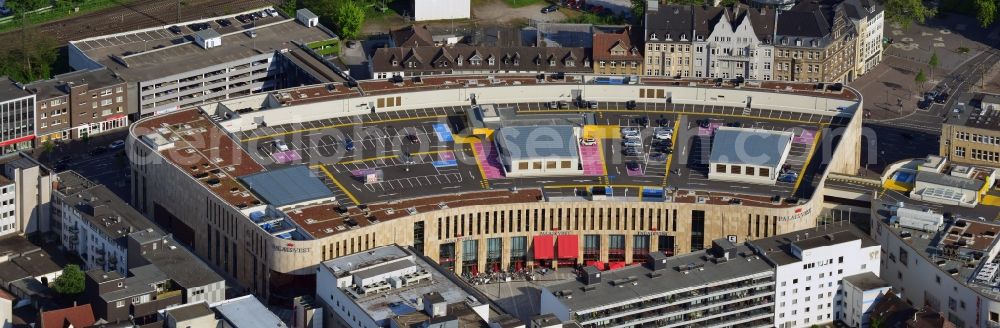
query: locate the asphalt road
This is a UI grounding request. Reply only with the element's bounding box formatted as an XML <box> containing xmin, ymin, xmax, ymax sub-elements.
<box><xmin>34</xmin><ymin>130</ymin><xmax>132</xmax><ymax>201</ymax></box>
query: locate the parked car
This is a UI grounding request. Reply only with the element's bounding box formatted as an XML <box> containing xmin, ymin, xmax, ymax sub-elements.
<box><xmin>274</xmin><ymin>140</ymin><xmax>289</xmax><ymax>152</ymax></box>
<box><xmin>934</xmin><ymin>92</ymin><xmax>949</xmax><ymax>104</ymax></box>
<box><xmin>549</xmin><ymin>101</ymin><xmax>559</xmax><ymax>109</ymax></box>
<box><xmin>541</xmin><ymin>4</ymin><xmax>559</xmax><ymax>13</ymax></box>
<box><xmin>622</xmin><ymin>147</ymin><xmax>640</xmax><ymax>156</ymax></box>
<box><xmin>620</xmin><ymin>127</ymin><xmax>640</xmax><ymax>138</ymax></box>
<box><xmin>580</xmin><ymin>137</ymin><xmax>597</xmax><ymax>146</ymax></box>
<box><xmin>216</xmin><ymin>19</ymin><xmax>232</xmax><ymax>27</ymax></box>
<box><xmin>168</xmin><ymin>25</ymin><xmax>182</xmax><ymax>34</ymax></box>
<box><xmin>625</xmin><ymin>100</ymin><xmax>637</xmax><ymax>110</ymax></box>
<box><xmin>109</xmin><ymin>140</ymin><xmax>126</xmax><ymax>149</ymax></box>
<box><xmin>588</xmin><ymin>101</ymin><xmax>598</xmax><ymax>109</ymax></box>
<box><xmin>697</xmin><ymin>119</ymin><xmax>711</xmax><ymax>128</ymax></box>
<box><xmin>623</xmin><ymin>139</ymin><xmax>642</xmax><ymax>147</ymax></box>
<box><xmin>406</xmin><ymin>134</ymin><xmax>420</xmax><ymax>144</ymax></box>
<box><xmin>344</xmin><ymin>138</ymin><xmax>355</xmax><ymax>151</ymax></box>
<box><xmin>655</xmin><ymin>129</ymin><xmax>672</xmax><ymax>140</ymax></box>
<box><xmin>626</xmin><ymin>161</ymin><xmax>640</xmax><ymax>170</ymax></box>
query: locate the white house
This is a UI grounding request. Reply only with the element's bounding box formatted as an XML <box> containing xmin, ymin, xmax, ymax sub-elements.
<box><xmin>692</xmin><ymin>6</ymin><xmax>776</xmax><ymax>80</ymax></box>
<box><xmin>413</xmin><ymin>0</ymin><xmax>470</xmax><ymax>21</ymax></box>
<box><xmin>749</xmin><ymin>225</ymin><xmax>882</xmax><ymax>328</ymax></box>
<box><xmin>840</xmin><ymin>272</ymin><xmax>892</xmax><ymax>327</ymax></box>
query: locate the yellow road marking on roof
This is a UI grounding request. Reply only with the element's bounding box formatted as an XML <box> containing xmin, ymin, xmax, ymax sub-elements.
<box><xmin>314</xmin><ymin>165</ymin><xmax>360</xmax><ymax>205</ymax></box>
<box><xmin>410</xmin><ymin>149</ymin><xmax>454</xmax><ymax>156</ymax></box>
<box><xmin>241</xmin><ymin>122</ymin><xmax>358</xmax><ymax>142</ymax></box>
<box><xmin>365</xmin><ymin>114</ymin><xmax>447</xmax><ymax>125</ymax></box>
<box><xmin>598</xmin><ymin>139</ymin><xmax>610</xmax><ymax>178</ymax></box>
<box><xmin>338</xmin><ymin>155</ymin><xmax>397</xmax><ymax>165</ymax></box>
<box><xmin>792</xmin><ymin>130</ymin><xmax>822</xmax><ymax>194</ymax></box>
<box><xmin>662</xmin><ymin>118</ymin><xmax>682</xmax><ymax>186</ymax></box>
<box><xmin>518</xmin><ymin>109</ymin><xmax>828</xmax><ymax>126</ymax></box>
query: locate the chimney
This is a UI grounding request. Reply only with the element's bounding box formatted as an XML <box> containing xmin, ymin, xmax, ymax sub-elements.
<box><xmin>582</xmin><ymin>266</ymin><xmax>601</xmax><ymax>285</ymax></box>
<box><xmin>647</xmin><ymin>252</ymin><xmax>669</xmax><ymax>271</ymax></box>
<box><xmin>422</xmin><ymin>292</ymin><xmax>447</xmax><ymax>318</ymax></box>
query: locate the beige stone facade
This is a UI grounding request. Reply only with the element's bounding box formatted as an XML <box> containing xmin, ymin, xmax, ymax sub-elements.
<box><xmin>128</xmin><ymin>78</ymin><xmax>863</xmax><ymax>301</ymax></box>
<box><xmin>940</xmin><ymin>123</ymin><xmax>1000</xmax><ymax>167</ymax></box>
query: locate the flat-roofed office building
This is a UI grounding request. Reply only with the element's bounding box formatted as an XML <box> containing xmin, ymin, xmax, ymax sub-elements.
<box><xmin>68</xmin><ymin>7</ymin><xmax>336</xmax><ymax>118</ymax></box>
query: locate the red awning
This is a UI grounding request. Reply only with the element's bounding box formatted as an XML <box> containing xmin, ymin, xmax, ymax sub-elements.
<box><xmin>585</xmin><ymin>261</ymin><xmax>606</xmax><ymax>271</ymax></box>
<box><xmin>533</xmin><ymin>235</ymin><xmax>554</xmax><ymax>260</ymax></box>
<box><xmin>557</xmin><ymin>235</ymin><xmax>579</xmax><ymax>259</ymax></box>
<box><xmin>608</xmin><ymin>261</ymin><xmax>627</xmax><ymax>270</ymax></box>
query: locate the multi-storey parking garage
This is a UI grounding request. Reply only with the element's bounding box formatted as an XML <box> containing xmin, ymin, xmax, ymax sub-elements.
<box><xmin>127</xmin><ymin>74</ymin><xmax>863</xmax><ymax>302</ymax></box>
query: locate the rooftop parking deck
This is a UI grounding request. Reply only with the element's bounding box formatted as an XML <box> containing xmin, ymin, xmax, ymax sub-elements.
<box><xmin>70</xmin><ymin>11</ymin><xmax>333</xmax><ymax>82</ymax></box>
<box><xmin>134</xmin><ymin>78</ymin><xmax>861</xmax><ymax>240</ymax></box>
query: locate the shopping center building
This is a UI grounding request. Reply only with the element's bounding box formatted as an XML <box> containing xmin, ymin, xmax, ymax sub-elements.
<box><xmin>127</xmin><ymin>75</ymin><xmax>863</xmax><ymax>301</ymax></box>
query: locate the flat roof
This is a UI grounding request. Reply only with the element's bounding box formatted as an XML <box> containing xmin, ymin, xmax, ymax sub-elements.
<box><xmin>141</xmin><ymin>237</ymin><xmax>224</xmax><ymax>289</ymax></box>
<box><xmin>10</xmin><ymin>252</ymin><xmax>61</xmax><ymax>277</ymax></box>
<box><xmin>545</xmin><ymin>245</ymin><xmax>772</xmax><ymax>312</ymax></box>
<box><xmin>165</xmin><ymin>302</ymin><xmax>215</xmax><ymax>322</ymax></box>
<box><xmin>239</xmin><ymin>165</ymin><xmax>335</xmax><ymax>207</ymax></box>
<box><xmin>0</xmin><ymin>235</ymin><xmax>41</xmax><ymax>259</ymax></box>
<box><xmin>100</xmin><ymin>265</ymin><xmax>165</xmax><ymax>302</ymax></box>
<box><xmin>72</xmin><ymin>14</ymin><xmax>334</xmax><ymax>82</ymax></box>
<box><xmin>24</xmin><ymin>68</ymin><xmax>124</xmax><ymax>101</ymax></box>
<box><xmin>915</xmin><ymin>170</ymin><xmax>984</xmax><ymax>191</ymax></box>
<box><xmin>843</xmin><ymin>272</ymin><xmax>891</xmax><ymax>291</ymax></box>
<box><xmin>63</xmin><ymin>185</ymin><xmax>158</xmax><ymax>240</ymax></box>
<box><xmin>709</xmin><ymin>127</ymin><xmax>793</xmax><ymax>167</ymax></box>
<box><xmin>0</xmin><ymin>76</ymin><xmax>30</xmax><ymax>101</ymax></box>
<box><xmin>494</xmin><ymin>126</ymin><xmax>578</xmax><ymax>160</ymax></box>
<box><xmin>748</xmin><ymin>224</ymin><xmax>877</xmax><ymax>266</ymax></box>
<box><xmin>945</xmin><ymin>93</ymin><xmax>1000</xmax><ymax>131</ymax></box>
<box><xmin>322</xmin><ymin>245</ymin><xmax>481</xmax><ymax>324</ymax></box>
<box><xmin>212</xmin><ymin>295</ymin><xmax>287</xmax><ymax>328</ymax></box>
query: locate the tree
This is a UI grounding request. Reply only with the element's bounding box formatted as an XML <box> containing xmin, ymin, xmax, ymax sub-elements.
<box><xmin>915</xmin><ymin>68</ymin><xmax>928</xmax><ymax>90</ymax></box>
<box><xmin>0</xmin><ymin>29</ymin><xmax>59</xmax><ymax>83</ymax></box>
<box><xmin>976</xmin><ymin>0</ymin><xmax>998</xmax><ymax>28</ymax></box>
<box><xmin>883</xmin><ymin>0</ymin><xmax>935</xmax><ymax>28</ymax></box>
<box><xmin>718</xmin><ymin>0</ymin><xmax>738</xmax><ymax>6</ymax></box>
<box><xmin>332</xmin><ymin>0</ymin><xmax>365</xmax><ymax>40</ymax></box>
<box><xmin>5</xmin><ymin>0</ymin><xmax>48</xmax><ymax>13</ymax></box>
<box><xmin>630</xmin><ymin>0</ymin><xmax>644</xmax><ymax>21</ymax></box>
<box><xmin>928</xmin><ymin>52</ymin><xmax>939</xmax><ymax>80</ymax></box>
<box><xmin>51</xmin><ymin>264</ymin><xmax>85</xmax><ymax>296</ymax></box>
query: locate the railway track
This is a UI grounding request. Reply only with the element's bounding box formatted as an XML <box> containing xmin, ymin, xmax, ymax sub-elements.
<box><xmin>0</xmin><ymin>0</ymin><xmax>281</xmax><ymax>50</ymax></box>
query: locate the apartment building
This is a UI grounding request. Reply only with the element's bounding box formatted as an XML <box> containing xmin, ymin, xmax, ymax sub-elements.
<box><xmin>842</xmin><ymin>0</ymin><xmax>884</xmax><ymax>77</ymax></box>
<box><xmin>642</xmin><ymin>1</ymin><xmax>883</xmax><ymax>82</ymax></box>
<box><xmin>370</xmin><ymin>46</ymin><xmax>591</xmax><ymax>79</ymax></box>
<box><xmin>0</xmin><ymin>178</ymin><xmax>13</xmax><ymax>237</ymax></box>
<box><xmin>540</xmin><ymin>239</ymin><xmax>776</xmax><ymax>327</ymax></box>
<box><xmin>0</xmin><ymin>78</ymin><xmax>35</xmax><ymax>156</ymax></box>
<box><xmin>592</xmin><ymin>28</ymin><xmax>642</xmax><ymax>75</ymax></box>
<box><xmin>748</xmin><ymin>225</ymin><xmax>881</xmax><ymax>328</ymax></box>
<box><xmin>940</xmin><ymin>94</ymin><xmax>1000</xmax><ymax>167</ymax></box>
<box><xmin>0</xmin><ymin>154</ymin><xmax>52</xmax><ymax>236</ymax></box>
<box><xmin>643</xmin><ymin>4</ymin><xmax>693</xmax><ymax>77</ymax></box>
<box><xmin>25</xmin><ymin>68</ymin><xmax>128</xmax><ymax>142</ymax></box>
<box><xmin>68</xmin><ymin>8</ymin><xmax>336</xmax><ymax>117</ymax></box>
<box><xmin>773</xmin><ymin>3</ymin><xmax>857</xmax><ymax>83</ymax></box>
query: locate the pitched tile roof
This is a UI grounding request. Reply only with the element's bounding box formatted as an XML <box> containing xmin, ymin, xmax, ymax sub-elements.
<box><xmin>371</xmin><ymin>46</ymin><xmax>591</xmax><ymax>74</ymax></box>
<box><xmin>40</xmin><ymin>304</ymin><xmax>96</xmax><ymax>328</ymax></box>
<box><xmin>390</xmin><ymin>25</ymin><xmax>434</xmax><ymax>47</ymax></box>
<box><xmin>593</xmin><ymin>28</ymin><xmax>642</xmax><ymax>61</ymax></box>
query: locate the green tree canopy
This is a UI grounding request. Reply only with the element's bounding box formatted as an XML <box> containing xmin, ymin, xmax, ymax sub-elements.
<box><xmin>332</xmin><ymin>1</ymin><xmax>365</xmax><ymax>40</ymax></box>
<box><xmin>5</xmin><ymin>0</ymin><xmax>49</xmax><ymax>13</ymax></box>
<box><xmin>915</xmin><ymin>68</ymin><xmax>928</xmax><ymax>90</ymax></box>
<box><xmin>976</xmin><ymin>0</ymin><xmax>998</xmax><ymax>28</ymax></box>
<box><xmin>928</xmin><ymin>52</ymin><xmax>939</xmax><ymax>69</ymax></box>
<box><xmin>884</xmin><ymin>0</ymin><xmax>935</xmax><ymax>28</ymax></box>
<box><xmin>0</xmin><ymin>29</ymin><xmax>59</xmax><ymax>83</ymax></box>
<box><xmin>51</xmin><ymin>264</ymin><xmax>85</xmax><ymax>296</ymax></box>
<box><xmin>630</xmin><ymin>0</ymin><xmax>645</xmax><ymax>21</ymax></box>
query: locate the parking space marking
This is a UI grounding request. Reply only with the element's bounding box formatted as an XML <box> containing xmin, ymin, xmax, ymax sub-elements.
<box><xmin>338</xmin><ymin>155</ymin><xmax>398</xmax><ymax>165</ymax></box>
<box><xmin>314</xmin><ymin>165</ymin><xmax>360</xmax><ymax>205</ymax></box>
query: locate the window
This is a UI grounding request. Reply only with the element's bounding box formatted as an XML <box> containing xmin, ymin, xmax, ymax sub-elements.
<box><xmin>954</xmin><ymin>147</ymin><xmax>965</xmax><ymax>157</ymax></box>
<box><xmin>730</xmin><ymin>166</ymin><xmax>741</xmax><ymax>174</ymax></box>
<box><xmin>546</xmin><ymin>161</ymin><xmax>557</xmax><ymax>169</ymax></box>
<box><xmin>116</xmin><ymin>301</ymin><xmax>124</xmax><ymax>308</ymax></box>
<box><xmin>100</xmin><ymin>99</ymin><xmax>113</xmax><ymax>106</ymax></box>
<box><xmin>759</xmin><ymin>167</ymin><xmax>770</xmax><ymax>177</ymax></box>
<box><xmin>716</xmin><ymin>164</ymin><xmax>726</xmax><ymax>173</ymax></box>
<box><xmin>101</xmin><ymin>89</ymin><xmax>112</xmax><ymax>96</ymax></box>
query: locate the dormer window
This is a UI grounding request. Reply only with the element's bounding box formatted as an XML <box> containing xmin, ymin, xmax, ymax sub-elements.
<box><xmin>549</xmin><ymin>59</ymin><xmax>556</xmax><ymax>66</ymax></box>
<box><xmin>457</xmin><ymin>55</ymin><xmax>463</xmax><ymax>66</ymax></box>
<box><xmin>795</xmin><ymin>39</ymin><xmax>802</xmax><ymax>46</ymax></box>
<box><xmin>584</xmin><ymin>60</ymin><xmax>590</xmax><ymax>67</ymax></box>
<box><xmin>811</xmin><ymin>40</ymin><xmax>818</xmax><ymax>47</ymax></box>
<box><xmin>407</xmin><ymin>61</ymin><xmax>415</xmax><ymax>68</ymax></box>
<box><xmin>697</xmin><ymin>35</ymin><xmax>704</xmax><ymax>41</ymax></box>
<box><xmin>649</xmin><ymin>33</ymin><xmax>657</xmax><ymax>40</ymax></box>
<box><xmin>566</xmin><ymin>59</ymin><xmax>575</xmax><ymax>67</ymax></box>
<box><xmin>680</xmin><ymin>33</ymin><xmax>688</xmax><ymax>41</ymax></box>
<box><xmin>392</xmin><ymin>60</ymin><xmax>399</xmax><ymax>66</ymax></box>
<box><xmin>488</xmin><ymin>57</ymin><xmax>495</xmax><ymax>65</ymax></box>
<box><xmin>471</xmin><ymin>58</ymin><xmax>481</xmax><ymax>65</ymax></box>
<box><xmin>513</xmin><ymin>59</ymin><xmax>519</xmax><ymax>66</ymax></box>
<box><xmin>665</xmin><ymin>33</ymin><xmax>671</xmax><ymax>41</ymax></box>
